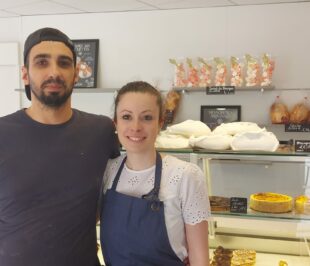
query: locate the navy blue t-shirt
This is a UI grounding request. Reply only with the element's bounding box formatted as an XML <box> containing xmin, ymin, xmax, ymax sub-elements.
<box><xmin>0</xmin><ymin>109</ymin><xmax>119</xmax><ymax>266</ymax></box>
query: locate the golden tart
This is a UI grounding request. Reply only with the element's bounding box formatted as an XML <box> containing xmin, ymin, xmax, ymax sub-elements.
<box><xmin>250</xmin><ymin>192</ymin><xmax>293</xmax><ymax>213</ymax></box>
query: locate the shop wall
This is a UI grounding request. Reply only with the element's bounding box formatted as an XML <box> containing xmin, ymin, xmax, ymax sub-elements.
<box><xmin>0</xmin><ymin>17</ymin><xmax>22</xmax><ymax>116</ymax></box>
<box><xmin>6</xmin><ymin>3</ymin><xmax>310</xmax><ymax>134</ymax></box>
<box><xmin>0</xmin><ymin>17</ymin><xmax>21</xmax><ymax>42</ymax></box>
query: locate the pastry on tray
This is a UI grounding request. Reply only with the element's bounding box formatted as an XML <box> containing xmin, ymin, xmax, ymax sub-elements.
<box><xmin>210</xmin><ymin>246</ymin><xmax>232</xmax><ymax>266</ymax></box>
<box><xmin>231</xmin><ymin>249</ymin><xmax>256</xmax><ymax>266</ymax></box>
<box><xmin>209</xmin><ymin>196</ymin><xmax>230</xmax><ymax>211</ymax></box>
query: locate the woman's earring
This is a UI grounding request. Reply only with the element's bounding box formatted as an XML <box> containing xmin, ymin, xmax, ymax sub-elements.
<box><xmin>114</xmin><ymin>130</ymin><xmax>118</xmax><ymax>134</ymax></box>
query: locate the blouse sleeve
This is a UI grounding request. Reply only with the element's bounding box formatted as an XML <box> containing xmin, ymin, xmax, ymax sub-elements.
<box><xmin>179</xmin><ymin>163</ymin><xmax>211</xmax><ymax>225</ymax></box>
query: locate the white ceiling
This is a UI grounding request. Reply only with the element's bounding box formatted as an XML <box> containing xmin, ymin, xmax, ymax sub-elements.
<box><xmin>0</xmin><ymin>0</ymin><xmax>309</xmax><ymax>18</ymax></box>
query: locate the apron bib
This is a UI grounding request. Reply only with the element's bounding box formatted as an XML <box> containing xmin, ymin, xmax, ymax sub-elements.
<box><xmin>100</xmin><ymin>152</ymin><xmax>184</xmax><ymax>266</ymax></box>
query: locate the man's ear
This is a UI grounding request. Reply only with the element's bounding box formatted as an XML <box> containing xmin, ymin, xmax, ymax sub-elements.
<box><xmin>74</xmin><ymin>65</ymin><xmax>80</xmax><ymax>84</ymax></box>
<box><xmin>21</xmin><ymin>66</ymin><xmax>30</xmax><ymax>86</ymax></box>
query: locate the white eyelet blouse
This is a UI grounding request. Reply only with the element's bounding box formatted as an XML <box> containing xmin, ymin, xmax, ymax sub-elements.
<box><xmin>102</xmin><ymin>154</ymin><xmax>211</xmax><ymax>260</ymax></box>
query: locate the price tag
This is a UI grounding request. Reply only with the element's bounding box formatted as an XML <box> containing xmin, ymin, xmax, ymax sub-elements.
<box><xmin>295</xmin><ymin>140</ymin><xmax>310</xmax><ymax>152</ymax></box>
<box><xmin>206</xmin><ymin>86</ymin><xmax>235</xmax><ymax>95</ymax></box>
<box><xmin>285</xmin><ymin>123</ymin><xmax>310</xmax><ymax>132</ymax></box>
<box><xmin>230</xmin><ymin>197</ymin><xmax>247</xmax><ymax>213</ymax></box>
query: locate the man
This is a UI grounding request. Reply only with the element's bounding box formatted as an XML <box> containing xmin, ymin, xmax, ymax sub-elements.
<box><xmin>0</xmin><ymin>27</ymin><xmax>119</xmax><ymax>266</ymax></box>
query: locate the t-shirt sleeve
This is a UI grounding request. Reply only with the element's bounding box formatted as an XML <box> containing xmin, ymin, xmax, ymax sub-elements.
<box><xmin>179</xmin><ymin>163</ymin><xmax>211</xmax><ymax>225</ymax></box>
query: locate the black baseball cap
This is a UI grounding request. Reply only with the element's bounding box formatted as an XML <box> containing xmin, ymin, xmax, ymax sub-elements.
<box><xmin>23</xmin><ymin>27</ymin><xmax>76</xmax><ymax>100</ymax></box>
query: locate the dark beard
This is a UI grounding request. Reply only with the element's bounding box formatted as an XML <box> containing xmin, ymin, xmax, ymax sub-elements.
<box><xmin>33</xmin><ymin>90</ymin><xmax>72</xmax><ymax>107</ymax></box>
<box><xmin>30</xmin><ymin>77</ymin><xmax>73</xmax><ymax>108</ymax></box>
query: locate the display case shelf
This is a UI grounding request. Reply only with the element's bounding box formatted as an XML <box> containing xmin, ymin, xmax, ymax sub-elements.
<box><xmin>195</xmin><ymin>149</ymin><xmax>310</xmax><ymax>162</ymax></box>
<box><xmin>212</xmin><ymin>209</ymin><xmax>310</xmax><ymax>221</ymax></box>
<box><xmin>160</xmin><ymin>148</ymin><xmax>310</xmax><ymax>162</ymax></box>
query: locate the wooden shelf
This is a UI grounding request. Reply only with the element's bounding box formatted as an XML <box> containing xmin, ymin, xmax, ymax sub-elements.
<box><xmin>73</xmin><ymin>88</ymin><xmax>118</xmax><ymax>93</ymax></box>
<box><xmin>172</xmin><ymin>86</ymin><xmax>310</xmax><ymax>93</ymax></box>
<box><xmin>173</xmin><ymin>86</ymin><xmax>275</xmax><ymax>93</ymax></box>
<box><xmin>15</xmin><ymin>88</ymin><xmax>168</xmax><ymax>94</ymax></box>
<box><xmin>15</xmin><ymin>88</ymin><xmax>119</xmax><ymax>93</ymax></box>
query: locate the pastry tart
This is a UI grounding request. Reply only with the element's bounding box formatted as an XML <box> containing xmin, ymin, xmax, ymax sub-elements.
<box><xmin>295</xmin><ymin>195</ymin><xmax>310</xmax><ymax>214</ymax></box>
<box><xmin>250</xmin><ymin>192</ymin><xmax>293</xmax><ymax>213</ymax></box>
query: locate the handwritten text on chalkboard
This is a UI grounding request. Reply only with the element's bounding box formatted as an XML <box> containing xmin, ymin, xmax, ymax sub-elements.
<box><xmin>285</xmin><ymin>123</ymin><xmax>310</xmax><ymax>132</ymax></box>
<box><xmin>230</xmin><ymin>197</ymin><xmax>248</xmax><ymax>213</ymax></box>
<box><xmin>200</xmin><ymin>105</ymin><xmax>241</xmax><ymax>129</ymax></box>
<box><xmin>295</xmin><ymin>140</ymin><xmax>310</xmax><ymax>152</ymax></box>
<box><xmin>206</xmin><ymin>86</ymin><xmax>235</xmax><ymax>95</ymax></box>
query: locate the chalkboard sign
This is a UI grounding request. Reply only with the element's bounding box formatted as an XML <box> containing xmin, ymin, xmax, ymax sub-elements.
<box><xmin>295</xmin><ymin>140</ymin><xmax>310</xmax><ymax>152</ymax></box>
<box><xmin>285</xmin><ymin>123</ymin><xmax>310</xmax><ymax>132</ymax></box>
<box><xmin>200</xmin><ymin>105</ymin><xmax>241</xmax><ymax>129</ymax></box>
<box><xmin>230</xmin><ymin>197</ymin><xmax>247</xmax><ymax>213</ymax></box>
<box><xmin>206</xmin><ymin>86</ymin><xmax>235</xmax><ymax>95</ymax></box>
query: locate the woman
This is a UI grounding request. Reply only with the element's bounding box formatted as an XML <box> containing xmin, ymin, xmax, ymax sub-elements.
<box><xmin>100</xmin><ymin>81</ymin><xmax>210</xmax><ymax>266</ymax></box>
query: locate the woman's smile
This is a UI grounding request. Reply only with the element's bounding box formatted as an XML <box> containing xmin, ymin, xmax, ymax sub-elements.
<box><xmin>127</xmin><ymin>136</ymin><xmax>146</xmax><ymax>142</ymax></box>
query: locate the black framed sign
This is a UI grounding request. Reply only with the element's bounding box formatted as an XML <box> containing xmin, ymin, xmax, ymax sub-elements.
<box><xmin>295</xmin><ymin>140</ymin><xmax>310</xmax><ymax>152</ymax></box>
<box><xmin>200</xmin><ymin>105</ymin><xmax>241</xmax><ymax>129</ymax></box>
<box><xmin>72</xmin><ymin>39</ymin><xmax>99</xmax><ymax>88</ymax></box>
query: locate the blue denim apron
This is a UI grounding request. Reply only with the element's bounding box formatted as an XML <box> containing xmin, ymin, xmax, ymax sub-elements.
<box><xmin>100</xmin><ymin>152</ymin><xmax>184</xmax><ymax>266</ymax></box>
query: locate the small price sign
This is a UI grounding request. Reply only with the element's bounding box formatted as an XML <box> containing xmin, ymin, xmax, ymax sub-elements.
<box><xmin>230</xmin><ymin>197</ymin><xmax>247</xmax><ymax>213</ymax></box>
<box><xmin>295</xmin><ymin>140</ymin><xmax>310</xmax><ymax>152</ymax></box>
<box><xmin>285</xmin><ymin>123</ymin><xmax>310</xmax><ymax>132</ymax></box>
<box><xmin>206</xmin><ymin>86</ymin><xmax>235</xmax><ymax>95</ymax></box>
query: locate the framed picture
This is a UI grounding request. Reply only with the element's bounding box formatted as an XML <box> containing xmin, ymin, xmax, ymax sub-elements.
<box><xmin>200</xmin><ymin>105</ymin><xmax>241</xmax><ymax>129</ymax></box>
<box><xmin>72</xmin><ymin>39</ymin><xmax>99</xmax><ymax>88</ymax></box>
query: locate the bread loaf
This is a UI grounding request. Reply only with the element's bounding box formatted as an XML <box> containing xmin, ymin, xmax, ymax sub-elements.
<box><xmin>162</xmin><ymin>90</ymin><xmax>181</xmax><ymax>129</ymax></box>
<box><xmin>270</xmin><ymin>102</ymin><xmax>289</xmax><ymax>124</ymax></box>
<box><xmin>290</xmin><ymin>103</ymin><xmax>309</xmax><ymax>124</ymax></box>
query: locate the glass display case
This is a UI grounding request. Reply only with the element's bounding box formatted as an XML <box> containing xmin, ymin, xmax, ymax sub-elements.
<box><xmin>161</xmin><ymin>149</ymin><xmax>310</xmax><ymax>265</ymax></box>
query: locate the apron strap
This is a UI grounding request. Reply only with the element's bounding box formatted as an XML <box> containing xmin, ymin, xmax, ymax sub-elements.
<box><xmin>141</xmin><ymin>151</ymin><xmax>162</xmax><ymax>202</ymax></box>
<box><xmin>111</xmin><ymin>156</ymin><xmax>127</xmax><ymax>191</ymax></box>
<box><xmin>97</xmin><ymin>173</ymin><xmax>105</xmax><ymax>218</ymax></box>
<box><xmin>153</xmin><ymin>151</ymin><xmax>162</xmax><ymax>197</ymax></box>
<box><xmin>111</xmin><ymin>152</ymin><xmax>162</xmax><ymax>199</ymax></box>
<box><xmin>98</xmin><ymin>157</ymin><xmax>127</xmax><ymax>218</ymax></box>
